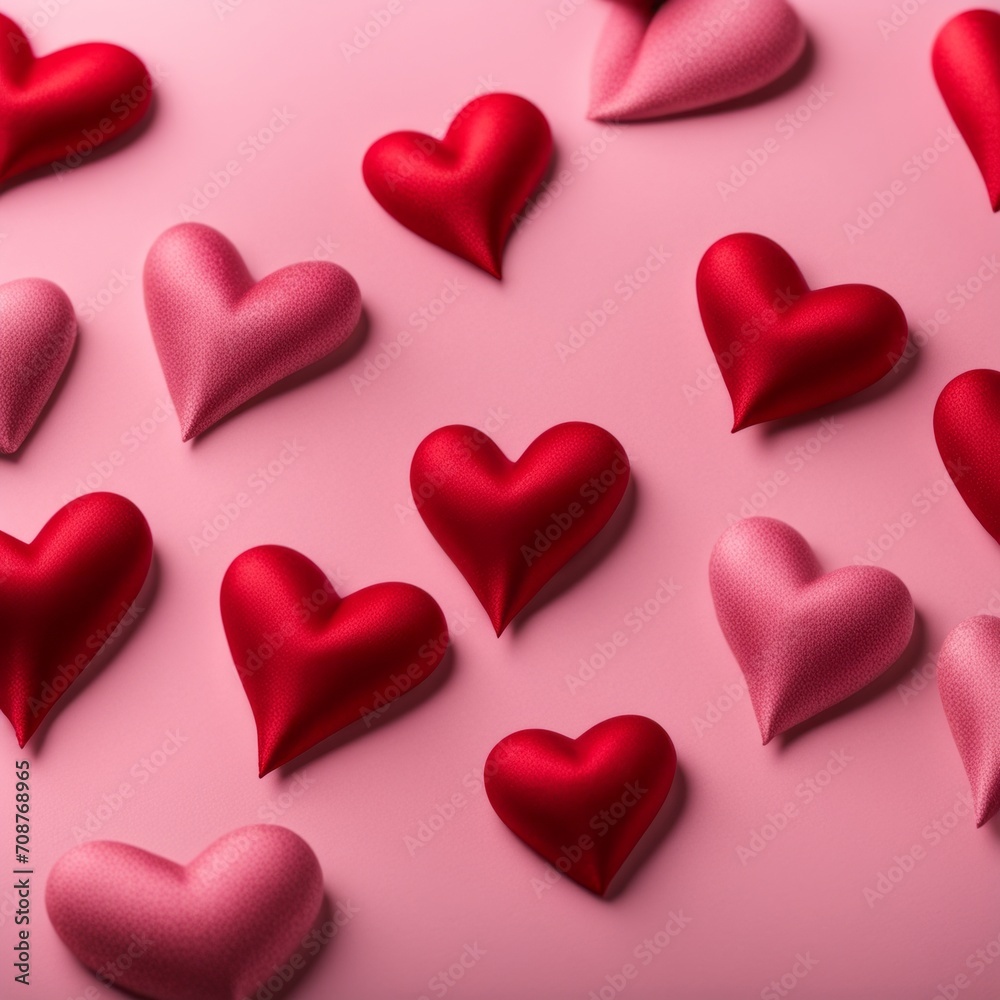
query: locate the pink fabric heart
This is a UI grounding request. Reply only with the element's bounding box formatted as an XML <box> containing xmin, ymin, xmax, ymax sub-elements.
<box><xmin>938</xmin><ymin>615</ymin><xmax>1000</xmax><ymax>828</ymax></box>
<box><xmin>144</xmin><ymin>223</ymin><xmax>361</xmax><ymax>440</ymax></box>
<box><xmin>0</xmin><ymin>278</ymin><xmax>75</xmax><ymax>453</ymax></box>
<box><xmin>46</xmin><ymin>825</ymin><xmax>324</xmax><ymax>1000</ymax></box>
<box><xmin>709</xmin><ymin>517</ymin><xmax>914</xmax><ymax>742</ymax></box>
<box><xmin>589</xmin><ymin>0</ymin><xmax>806</xmax><ymax>122</ymax></box>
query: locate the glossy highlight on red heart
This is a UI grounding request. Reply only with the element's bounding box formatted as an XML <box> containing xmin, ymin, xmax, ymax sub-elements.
<box><xmin>410</xmin><ymin>422</ymin><xmax>630</xmax><ymax>635</ymax></box>
<box><xmin>484</xmin><ymin>715</ymin><xmax>677</xmax><ymax>895</ymax></box>
<box><xmin>696</xmin><ymin>233</ymin><xmax>909</xmax><ymax>429</ymax></box>
<box><xmin>933</xmin><ymin>10</ymin><xmax>1000</xmax><ymax>211</ymax></box>
<box><xmin>363</xmin><ymin>92</ymin><xmax>552</xmax><ymax>277</ymax></box>
<box><xmin>0</xmin><ymin>14</ymin><xmax>152</xmax><ymax>186</ymax></box>
<box><xmin>0</xmin><ymin>492</ymin><xmax>152</xmax><ymax>747</ymax></box>
<box><xmin>221</xmin><ymin>544</ymin><xmax>448</xmax><ymax>775</ymax></box>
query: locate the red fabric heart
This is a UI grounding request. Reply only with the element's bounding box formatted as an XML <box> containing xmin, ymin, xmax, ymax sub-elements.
<box><xmin>410</xmin><ymin>422</ymin><xmax>630</xmax><ymax>635</ymax></box>
<box><xmin>0</xmin><ymin>14</ymin><xmax>151</xmax><ymax>185</ymax></box>
<box><xmin>484</xmin><ymin>716</ymin><xmax>676</xmax><ymax>895</ymax></box>
<box><xmin>0</xmin><ymin>492</ymin><xmax>152</xmax><ymax>747</ymax></box>
<box><xmin>933</xmin><ymin>10</ymin><xmax>1000</xmax><ymax>211</ymax></box>
<box><xmin>696</xmin><ymin>233</ymin><xmax>908</xmax><ymax>429</ymax></box>
<box><xmin>934</xmin><ymin>368</ymin><xmax>1000</xmax><ymax>544</ymax></box>
<box><xmin>362</xmin><ymin>93</ymin><xmax>552</xmax><ymax>278</ymax></box>
<box><xmin>221</xmin><ymin>545</ymin><xmax>448</xmax><ymax>775</ymax></box>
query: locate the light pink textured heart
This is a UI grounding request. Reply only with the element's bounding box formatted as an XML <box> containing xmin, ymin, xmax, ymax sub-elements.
<box><xmin>709</xmin><ymin>517</ymin><xmax>914</xmax><ymax>743</ymax></box>
<box><xmin>938</xmin><ymin>615</ymin><xmax>1000</xmax><ymax>827</ymax></box>
<box><xmin>0</xmin><ymin>278</ymin><xmax>75</xmax><ymax>453</ymax></box>
<box><xmin>144</xmin><ymin>223</ymin><xmax>362</xmax><ymax>440</ymax></box>
<box><xmin>589</xmin><ymin>0</ymin><xmax>806</xmax><ymax>122</ymax></box>
<box><xmin>46</xmin><ymin>825</ymin><xmax>324</xmax><ymax>1000</ymax></box>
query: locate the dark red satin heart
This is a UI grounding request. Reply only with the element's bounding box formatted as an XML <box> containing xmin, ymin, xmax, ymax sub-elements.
<box><xmin>220</xmin><ymin>545</ymin><xmax>448</xmax><ymax>775</ymax></box>
<box><xmin>0</xmin><ymin>15</ymin><xmax>151</xmax><ymax>185</ymax></box>
<box><xmin>362</xmin><ymin>92</ymin><xmax>552</xmax><ymax>278</ymax></box>
<box><xmin>0</xmin><ymin>492</ymin><xmax>152</xmax><ymax>747</ymax></box>
<box><xmin>933</xmin><ymin>10</ymin><xmax>1000</xmax><ymax>211</ymax></box>
<box><xmin>934</xmin><ymin>369</ymin><xmax>1000</xmax><ymax>544</ymax></box>
<box><xmin>410</xmin><ymin>422</ymin><xmax>630</xmax><ymax>635</ymax></box>
<box><xmin>696</xmin><ymin>233</ymin><xmax>909</xmax><ymax>430</ymax></box>
<box><xmin>484</xmin><ymin>716</ymin><xmax>676</xmax><ymax>895</ymax></box>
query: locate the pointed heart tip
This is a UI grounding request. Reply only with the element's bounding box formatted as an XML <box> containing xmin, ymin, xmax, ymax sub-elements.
<box><xmin>488</xmin><ymin>603</ymin><xmax>513</xmax><ymax>635</ymax></box>
<box><xmin>258</xmin><ymin>745</ymin><xmax>278</xmax><ymax>777</ymax></box>
<box><xmin>586</xmin><ymin>96</ymin><xmax>631</xmax><ymax>123</ymax></box>
<box><xmin>733</xmin><ymin>410</ymin><xmax>770</xmax><ymax>431</ymax></box>
<box><xmin>181</xmin><ymin>419</ymin><xmax>210</xmax><ymax>442</ymax></box>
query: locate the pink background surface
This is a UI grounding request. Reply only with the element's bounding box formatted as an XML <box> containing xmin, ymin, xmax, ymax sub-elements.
<box><xmin>8</xmin><ymin>0</ymin><xmax>1000</xmax><ymax>997</ymax></box>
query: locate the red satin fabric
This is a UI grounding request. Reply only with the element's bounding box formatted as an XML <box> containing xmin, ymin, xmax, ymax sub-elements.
<box><xmin>220</xmin><ymin>545</ymin><xmax>448</xmax><ymax>775</ymax></box>
<box><xmin>362</xmin><ymin>93</ymin><xmax>552</xmax><ymax>277</ymax></box>
<box><xmin>934</xmin><ymin>369</ymin><xmax>1000</xmax><ymax>545</ymax></box>
<box><xmin>696</xmin><ymin>233</ymin><xmax>909</xmax><ymax>429</ymax></box>
<box><xmin>0</xmin><ymin>492</ymin><xmax>152</xmax><ymax>747</ymax></box>
<box><xmin>410</xmin><ymin>422</ymin><xmax>630</xmax><ymax>635</ymax></box>
<box><xmin>0</xmin><ymin>14</ymin><xmax>151</xmax><ymax>185</ymax></box>
<box><xmin>484</xmin><ymin>716</ymin><xmax>676</xmax><ymax>895</ymax></box>
<box><xmin>933</xmin><ymin>10</ymin><xmax>1000</xmax><ymax>211</ymax></box>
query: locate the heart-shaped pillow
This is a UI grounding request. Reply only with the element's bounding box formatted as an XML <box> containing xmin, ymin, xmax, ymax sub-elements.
<box><xmin>0</xmin><ymin>492</ymin><xmax>152</xmax><ymax>747</ymax></box>
<box><xmin>0</xmin><ymin>14</ymin><xmax>152</xmax><ymax>185</ymax></box>
<box><xmin>144</xmin><ymin>223</ymin><xmax>361</xmax><ymax>440</ymax></box>
<box><xmin>938</xmin><ymin>615</ymin><xmax>1000</xmax><ymax>828</ymax></box>
<box><xmin>363</xmin><ymin>93</ymin><xmax>552</xmax><ymax>277</ymax></box>
<box><xmin>589</xmin><ymin>0</ymin><xmax>806</xmax><ymax>121</ymax></box>
<box><xmin>46</xmin><ymin>825</ymin><xmax>324</xmax><ymax>1000</ymax></box>
<box><xmin>485</xmin><ymin>715</ymin><xmax>677</xmax><ymax>894</ymax></box>
<box><xmin>934</xmin><ymin>369</ymin><xmax>1000</xmax><ymax>544</ymax></box>
<box><xmin>933</xmin><ymin>10</ymin><xmax>1000</xmax><ymax>210</ymax></box>
<box><xmin>411</xmin><ymin>422</ymin><xmax>630</xmax><ymax>634</ymax></box>
<box><xmin>710</xmin><ymin>517</ymin><xmax>914</xmax><ymax>741</ymax></box>
<box><xmin>0</xmin><ymin>277</ymin><xmax>76</xmax><ymax>453</ymax></box>
<box><xmin>221</xmin><ymin>545</ymin><xmax>448</xmax><ymax>774</ymax></box>
<box><xmin>697</xmin><ymin>233</ymin><xmax>909</xmax><ymax>429</ymax></box>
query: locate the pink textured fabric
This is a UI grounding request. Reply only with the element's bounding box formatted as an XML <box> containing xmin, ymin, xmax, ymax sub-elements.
<box><xmin>0</xmin><ymin>278</ymin><xmax>75</xmax><ymax>453</ymax></box>
<box><xmin>144</xmin><ymin>223</ymin><xmax>362</xmax><ymax>440</ymax></box>
<box><xmin>709</xmin><ymin>517</ymin><xmax>914</xmax><ymax>742</ymax></box>
<box><xmin>589</xmin><ymin>0</ymin><xmax>806</xmax><ymax>122</ymax></box>
<box><xmin>46</xmin><ymin>825</ymin><xmax>324</xmax><ymax>1000</ymax></box>
<box><xmin>938</xmin><ymin>615</ymin><xmax>1000</xmax><ymax>828</ymax></box>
